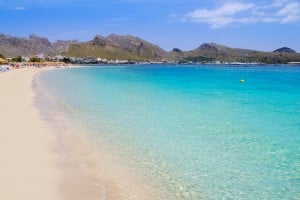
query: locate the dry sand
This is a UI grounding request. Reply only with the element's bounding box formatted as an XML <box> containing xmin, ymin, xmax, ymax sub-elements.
<box><xmin>0</xmin><ymin>68</ymin><xmax>104</xmax><ymax>200</ymax></box>
<box><xmin>0</xmin><ymin>68</ymin><xmax>61</xmax><ymax>199</ymax></box>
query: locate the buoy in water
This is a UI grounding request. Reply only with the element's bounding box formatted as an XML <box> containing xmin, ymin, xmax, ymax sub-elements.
<box><xmin>240</xmin><ymin>79</ymin><xmax>245</xmax><ymax>83</ymax></box>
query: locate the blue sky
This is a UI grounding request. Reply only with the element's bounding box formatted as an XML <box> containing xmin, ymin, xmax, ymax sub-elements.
<box><xmin>0</xmin><ymin>0</ymin><xmax>300</xmax><ymax>52</ymax></box>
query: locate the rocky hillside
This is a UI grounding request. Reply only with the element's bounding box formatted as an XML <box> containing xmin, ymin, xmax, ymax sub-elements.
<box><xmin>0</xmin><ymin>34</ymin><xmax>76</xmax><ymax>57</ymax></box>
<box><xmin>1</xmin><ymin>33</ymin><xmax>299</xmax><ymax>64</ymax></box>
<box><xmin>178</xmin><ymin>43</ymin><xmax>300</xmax><ymax>64</ymax></box>
<box><xmin>63</xmin><ymin>34</ymin><xmax>167</xmax><ymax>61</ymax></box>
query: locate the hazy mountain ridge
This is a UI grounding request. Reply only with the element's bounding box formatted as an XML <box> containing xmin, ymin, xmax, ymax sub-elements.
<box><xmin>0</xmin><ymin>33</ymin><xmax>299</xmax><ymax>63</ymax></box>
<box><xmin>177</xmin><ymin>43</ymin><xmax>300</xmax><ymax>64</ymax></box>
<box><xmin>0</xmin><ymin>34</ymin><xmax>77</xmax><ymax>57</ymax></box>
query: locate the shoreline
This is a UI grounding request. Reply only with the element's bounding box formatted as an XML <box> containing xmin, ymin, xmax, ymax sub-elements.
<box><xmin>0</xmin><ymin>68</ymin><xmax>61</xmax><ymax>199</ymax></box>
<box><xmin>35</xmin><ymin>68</ymin><xmax>163</xmax><ymax>199</ymax></box>
<box><xmin>0</xmin><ymin>68</ymin><xmax>109</xmax><ymax>200</ymax></box>
<box><xmin>0</xmin><ymin>67</ymin><xmax>162</xmax><ymax>199</ymax></box>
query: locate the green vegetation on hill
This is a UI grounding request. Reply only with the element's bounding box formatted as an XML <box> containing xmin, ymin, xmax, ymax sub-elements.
<box><xmin>12</xmin><ymin>56</ymin><xmax>22</xmax><ymax>62</ymax></box>
<box><xmin>29</xmin><ymin>57</ymin><xmax>41</xmax><ymax>62</ymax></box>
<box><xmin>178</xmin><ymin>43</ymin><xmax>300</xmax><ymax>64</ymax></box>
<box><xmin>63</xmin><ymin>34</ymin><xmax>166</xmax><ymax>61</ymax></box>
<box><xmin>63</xmin><ymin>43</ymin><xmax>156</xmax><ymax>60</ymax></box>
<box><xmin>1</xmin><ymin>33</ymin><xmax>300</xmax><ymax>64</ymax></box>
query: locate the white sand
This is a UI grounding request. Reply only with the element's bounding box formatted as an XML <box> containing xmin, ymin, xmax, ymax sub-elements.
<box><xmin>0</xmin><ymin>68</ymin><xmax>104</xmax><ymax>200</ymax></box>
<box><xmin>0</xmin><ymin>68</ymin><xmax>61</xmax><ymax>199</ymax></box>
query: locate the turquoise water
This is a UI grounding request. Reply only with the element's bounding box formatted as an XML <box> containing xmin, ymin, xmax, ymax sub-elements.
<box><xmin>38</xmin><ymin>65</ymin><xmax>300</xmax><ymax>199</ymax></box>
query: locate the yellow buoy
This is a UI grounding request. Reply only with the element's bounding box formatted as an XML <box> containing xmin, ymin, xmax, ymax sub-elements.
<box><xmin>240</xmin><ymin>79</ymin><xmax>245</xmax><ymax>83</ymax></box>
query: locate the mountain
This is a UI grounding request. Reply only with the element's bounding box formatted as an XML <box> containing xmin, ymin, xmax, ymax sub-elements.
<box><xmin>273</xmin><ymin>47</ymin><xmax>296</xmax><ymax>53</ymax></box>
<box><xmin>179</xmin><ymin>43</ymin><xmax>300</xmax><ymax>64</ymax></box>
<box><xmin>1</xmin><ymin>33</ymin><xmax>300</xmax><ymax>64</ymax></box>
<box><xmin>63</xmin><ymin>34</ymin><xmax>167</xmax><ymax>61</ymax></box>
<box><xmin>0</xmin><ymin>34</ymin><xmax>77</xmax><ymax>57</ymax></box>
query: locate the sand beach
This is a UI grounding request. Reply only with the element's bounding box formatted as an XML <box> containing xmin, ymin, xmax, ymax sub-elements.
<box><xmin>0</xmin><ymin>68</ymin><xmax>61</xmax><ymax>199</ymax></box>
<box><xmin>0</xmin><ymin>68</ymin><xmax>105</xmax><ymax>200</ymax></box>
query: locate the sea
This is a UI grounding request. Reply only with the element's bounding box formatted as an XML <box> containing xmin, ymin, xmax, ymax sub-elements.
<box><xmin>36</xmin><ymin>64</ymin><xmax>300</xmax><ymax>199</ymax></box>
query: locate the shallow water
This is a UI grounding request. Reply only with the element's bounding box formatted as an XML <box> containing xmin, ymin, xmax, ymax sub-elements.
<box><xmin>38</xmin><ymin>65</ymin><xmax>300</xmax><ymax>199</ymax></box>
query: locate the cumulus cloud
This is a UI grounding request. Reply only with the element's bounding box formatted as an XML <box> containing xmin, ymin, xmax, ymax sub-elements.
<box><xmin>182</xmin><ymin>0</ymin><xmax>300</xmax><ymax>28</ymax></box>
<box><xmin>186</xmin><ymin>2</ymin><xmax>254</xmax><ymax>19</ymax></box>
<box><xmin>276</xmin><ymin>2</ymin><xmax>300</xmax><ymax>23</ymax></box>
<box><xmin>184</xmin><ymin>2</ymin><xmax>254</xmax><ymax>28</ymax></box>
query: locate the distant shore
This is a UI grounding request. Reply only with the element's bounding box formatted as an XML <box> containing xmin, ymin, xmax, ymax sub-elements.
<box><xmin>1</xmin><ymin>61</ymin><xmax>300</xmax><ymax>72</ymax></box>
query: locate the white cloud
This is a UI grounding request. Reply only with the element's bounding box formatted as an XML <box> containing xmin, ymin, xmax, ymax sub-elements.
<box><xmin>13</xmin><ymin>6</ymin><xmax>25</xmax><ymax>10</ymax></box>
<box><xmin>276</xmin><ymin>2</ymin><xmax>300</xmax><ymax>23</ymax></box>
<box><xmin>261</xmin><ymin>17</ymin><xmax>278</xmax><ymax>22</ymax></box>
<box><xmin>182</xmin><ymin>0</ymin><xmax>300</xmax><ymax>28</ymax></box>
<box><xmin>270</xmin><ymin>0</ymin><xmax>291</xmax><ymax>8</ymax></box>
<box><xmin>186</xmin><ymin>2</ymin><xmax>254</xmax><ymax>19</ymax></box>
<box><xmin>184</xmin><ymin>2</ymin><xmax>254</xmax><ymax>28</ymax></box>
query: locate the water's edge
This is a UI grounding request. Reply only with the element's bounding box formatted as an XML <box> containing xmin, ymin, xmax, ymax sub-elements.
<box><xmin>33</xmin><ymin>69</ymin><xmax>171</xmax><ymax>200</ymax></box>
<box><xmin>32</xmin><ymin>65</ymin><xmax>300</xmax><ymax>200</ymax></box>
